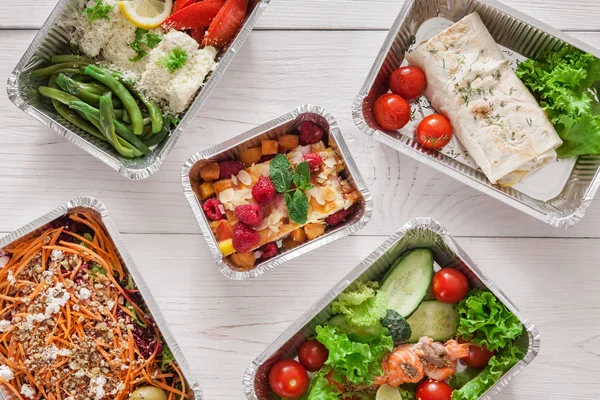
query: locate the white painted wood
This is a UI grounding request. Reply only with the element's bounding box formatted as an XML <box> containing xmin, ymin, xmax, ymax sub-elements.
<box><xmin>2</xmin><ymin>0</ymin><xmax>600</xmax><ymax>30</ymax></box>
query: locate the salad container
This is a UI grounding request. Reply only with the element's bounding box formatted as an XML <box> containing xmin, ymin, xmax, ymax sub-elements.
<box><xmin>182</xmin><ymin>104</ymin><xmax>373</xmax><ymax>280</ymax></box>
<box><xmin>243</xmin><ymin>218</ymin><xmax>540</xmax><ymax>399</ymax></box>
<box><xmin>7</xmin><ymin>0</ymin><xmax>269</xmax><ymax>180</ymax></box>
<box><xmin>352</xmin><ymin>0</ymin><xmax>600</xmax><ymax>228</ymax></box>
<box><xmin>0</xmin><ymin>197</ymin><xmax>203</xmax><ymax>400</ymax></box>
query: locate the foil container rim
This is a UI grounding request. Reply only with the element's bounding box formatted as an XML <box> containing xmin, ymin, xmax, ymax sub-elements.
<box><xmin>0</xmin><ymin>196</ymin><xmax>204</xmax><ymax>400</ymax></box>
<box><xmin>181</xmin><ymin>104</ymin><xmax>374</xmax><ymax>280</ymax></box>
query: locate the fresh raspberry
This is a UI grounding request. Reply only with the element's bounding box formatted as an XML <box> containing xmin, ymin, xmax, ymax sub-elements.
<box><xmin>232</xmin><ymin>223</ymin><xmax>260</xmax><ymax>253</ymax></box>
<box><xmin>258</xmin><ymin>242</ymin><xmax>278</xmax><ymax>260</ymax></box>
<box><xmin>298</xmin><ymin>121</ymin><xmax>324</xmax><ymax>145</ymax></box>
<box><xmin>258</xmin><ymin>154</ymin><xmax>277</xmax><ymax>163</ymax></box>
<box><xmin>326</xmin><ymin>208</ymin><xmax>352</xmax><ymax>226</ymax></box>
<box><xmin>219</xmin><ymin>160</ymin><xmax>245</xmax><ymax>179</ymax></box>
<box><xmin>234</xmin><ymin>204</ymin><xmax>263</xmax><ymax>227</ymax></box>
<box><xmin>302</xmin><ymin>153</ymin><xmax>323</xmax><ymax>172</ymax></box>
<box><xmin>202</xmin><ymin>198</ymin><xmax>224</xmax><ymax>221</ymax></box>
<box><xmin>252</xmin><ymin>176</ymin><xmax>276</xmax><ymax>203</ymax></box>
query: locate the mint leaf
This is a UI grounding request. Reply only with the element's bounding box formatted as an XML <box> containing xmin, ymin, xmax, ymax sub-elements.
<box><xmin>270</xmin><ymin>154</ymin><xmax>293</xmax><ymax>193</ymax></box>
<box><xmin>286</xmin><ymin>190</ymin><xmax>309</xmax><ymax>225</ymax></box>
<box><xmin>293</xmin><ymin>161</ymin><xmax>312</xmax><ymax>190</ymax></box>
<box><xmin>157</xmin><ymin>47</ymin><xmax>188</xmax><ymax>73</ymax></box>
<box><xmin>83</xmin><ymin>0</ymin><xmax>113</xmax><ymax>22</ymax></box>
<box><xmin>130</xmin><ymin>29</ymin><xmax>162</xmax><ymax>62</ymax></box>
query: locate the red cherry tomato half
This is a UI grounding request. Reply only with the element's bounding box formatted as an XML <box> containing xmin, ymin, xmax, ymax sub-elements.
<box><xmin>458</xmin><ymin>340</ymin><xmax>495</xmax><ymax>368</ymax></box>
<box><xmin>416</xmin><ymin>114</ymin><xmax>453</xmax><ymax>149</ymax></box>
<box><xmin>390</xmin><ymin>66</ymin><xmax>427</xmax><ymax>100</ymax></box>
<box><xmin>416</xmin><ymin>379</ymin><xmax>453</xmax><ymax>400</ymax></box>
<box><xmin>298</xmin><ymin>340</ymin><xmax>329</xmax><ymax>372</ymax></box>
<box><xmin>374</xmin><ymin>93</ymin><xmax>411</xmax><ymax>131</ymax></box>
<box><xmin>432</xmin><ymin>268</ymin><xmax>469</xmax><ymax>304</ymax></box>
<box><xmin>268</xmin><ymin>359</ymin><xmax>309</xmax><ymax>399</ymax></box>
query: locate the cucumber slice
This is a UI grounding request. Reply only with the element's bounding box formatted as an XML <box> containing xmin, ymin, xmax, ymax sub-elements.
<box><xmin>380</xmin><ymin>249</ymin><xmax>434</xmax><ymax>317</ymax></box>
<box><xmin>328</xmin><ymin>314</ymin><xmax>383</xmax><ymax>338</ymax></box>
<box><xmin>376</xmin><ymin>385</ymin><xmax>402</xmax><ymax>400</ymax></box>
<box><xmin>406</xmin><ymin>301</ymin><xmax>458</xmax><ymax>342</ymax></box>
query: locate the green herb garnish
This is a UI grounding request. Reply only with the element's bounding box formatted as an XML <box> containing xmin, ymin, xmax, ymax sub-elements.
<box><xmin>129</xmin><ymin>28</ymin><xmax>162</xmax><ymax>62</ymax></box>
<box><xmin>126</xmin><ymin>302</ymin><xmax>147</xmax><ymax>327</ymax></box>
<box><xmin>82</xmin><ymin>0</ymin><xmax>113</xmax><ymax>23</ymax></box>
<box><xmin>269</xmin><ymin>154</ymin><xmax>314</xmax><ymax>224</ymax></box>
<box><xmin>91</xmin><ymin>264</ymin><xmax>106</xmax><ymax>277</ymax></box>
<box><xmin>160</xmin><ymin>347</ymin><xmax>175</xmax><ymax>371</ymax></box>
<box><xmin>157</xmin><ymin>47</ymin><xmax>188</xmax><ymax>73</ymax></box>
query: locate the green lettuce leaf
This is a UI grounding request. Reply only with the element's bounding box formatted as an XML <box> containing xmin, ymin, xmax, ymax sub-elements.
<box><xmin>304</xmin><ymin>369</ymin><xmax>340</xmax><ymax>400</ymax></box>
<box><xmin>331</xmin><ymin>281</ymin><xmax>387</xmax><ymax>328</ymax></box>
<box><xmin>456</xmin><ymin>290</ymin><xmax>522</xmax><ymax>352</ymax></box>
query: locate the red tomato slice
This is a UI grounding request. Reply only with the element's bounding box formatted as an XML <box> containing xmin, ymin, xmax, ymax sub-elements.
<box><xmin>189</xmin><ymin>27</ymin><xmax>208</xmax><ymax>44</ymax></box>
<box><xmin>163</xmin><ymin>0</ymin><xmax>225</xmax><ymax>30</ymax></box>
<box><xmin>173</xmin><ymin>0</ymin><xmax>196</xmax><ymax>14</ymax></box>
<box><xmin>202</xmin><ymin>0</ymin><xmax>249</xmax><ymax>49</ymax></box>
<box><xmin>416</xmin><ymin>379</ymin><xmax>453</xmax><ymax>400</ymax></box>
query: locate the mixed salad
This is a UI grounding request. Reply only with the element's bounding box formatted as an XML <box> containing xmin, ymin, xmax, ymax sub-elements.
<box><xmin>32</xmin><ymin>0</ymin><xmax>256</xmax><ymax>158</ymax></box>
<box><xmin>267</xmin><ymin>249</ymin><xmax>525</xmax><ymax>400</ymax></box>
<box><xmin>194</xmin><ymin>120</ymin><xmax>363</xmax><ymax>271</ymax></box>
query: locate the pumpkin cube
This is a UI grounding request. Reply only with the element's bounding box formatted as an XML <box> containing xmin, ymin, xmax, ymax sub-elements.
<box><xmin>200</xmin><ymin>162</ymin><xmax>220</xmax><ymax>181</ymax></box>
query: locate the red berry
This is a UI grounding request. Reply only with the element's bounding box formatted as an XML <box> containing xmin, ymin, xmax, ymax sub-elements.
<box><xmin>219</xmin><ymin>160</ymin><xmax>245</xmax><ymax>179</ymax></box>
<box><xmin>258</xmin><ymin>154</ymin><xmax>277</xmax><ymax>163</ymax></box>
<box><xmin>202</xmin><ymin>198</ymin><xmax>224</xmax><ymax>221</ymax></box>
<box><xmin>232</xmin><ymin>223</ymin><xmax>260</xmax><ymax>253</ymax></box>
<box><xmin>298</xmin><ymin>121</ymin><xmax>324</xmax><ymax>145</ymax></box>
<box><xmin>326</xmin><ymin>208</ymin><xmax>352</xmax><ymax>226</ymax></box>
<box><xmin>252</xmin><ymin>176</ymin><xmax>276</xmax><ymax>203</ymax></box>
<box><xmin>302</xmin><ymin>153</ymin><xmax>323</xmax><ymax>172</ymax></box>
<box><xmin>259</xmin><ymin>242</ymin><xmax>278</xmax><ymax>260</ymax></box>
<box><xmin>234</xmin><ymin>204</ymin><xmax>263</xmax><ymax>227</ymax></box>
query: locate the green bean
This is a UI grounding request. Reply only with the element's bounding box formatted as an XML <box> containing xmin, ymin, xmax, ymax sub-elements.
<box><xmin>143</xmin><ymin>115</ymin><xmax>172</xmax><ymax>147</ymax></box>
<box><xmin>72</xmin><ymin>74</ymin><xmax>95</xmax><ymax>83</ymax></box>
<box><xmin>84</xmin><ymin>65</ymin><xmax>144</xmax><ymax>135</ymax></box>
<box><xmin>99</xmin><ymin>96</ymin><xmax>135</xmax><ymax>158</ymax></box>
<box><xmin>39</xmin><ymin>86</ymin><xmax>82</xmax><ymax>105</ymax></box>
<box><xmin>125</xmin><ymin>84</ymin><xmax>163</xmax><ymax>134</ymax></box>
<box><xmin>87</xmin><ymin>112</ymin><xmax>142</xmax><ymax>158</ymax></box>
<box><xmin>55</xmin><ymin>73</ymin><xmax>124</xmax><ymax>108</ymax></box>
<box><xmin>51</xmin><ymin>55</ymin><xmax>91</xmax><ymax>64</ymax></box>
<box><xmin>32</xmin><ymin>61</ymin><xmax>89</xmax><ymax>77</ymax></box>
<box><xmin>122</xmin><ymin>110</ymin><xmax>131</xmax><ymax>123</ymax></box>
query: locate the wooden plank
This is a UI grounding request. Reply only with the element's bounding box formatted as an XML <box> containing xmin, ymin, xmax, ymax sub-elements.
<box><xmin>2</xmin><ymin>0</ymin><xmax>600</xmax><ymax>31</ymax></box>
<box><xmin>3</xmin><ymin>30</ymin><xmax>600</xmax><ymax>238</ymax></box>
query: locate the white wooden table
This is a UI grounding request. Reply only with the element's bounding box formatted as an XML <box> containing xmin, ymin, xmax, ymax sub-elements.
<box><xmin>1</xmin><ymin>1</ymin><xmax>599</xmax><ymax>398</ymax></box>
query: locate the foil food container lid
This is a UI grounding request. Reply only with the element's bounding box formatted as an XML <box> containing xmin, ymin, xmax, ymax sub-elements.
<box><xmin>243</xmin><ymin>217</ymin><xmax>540</xmax><ymax>400</ymax></box>
<box><xmin>0</xmin><ymin>197</ymin><xmax>203</xmax><ymax>400</ymax></box>
<box><xmin>181</xmin><ymin>104</ymin><xmax>373</xmax><ymax>280</ymax></box>
<box><xmin>7</xmin><ymin>0</ymin><xmax>269</xmax><ymax>180</ymax></box>
<box><xmin>352</xmin><ymin>0</ymin><xmax>600</xmax><ymax>228</ymax></box>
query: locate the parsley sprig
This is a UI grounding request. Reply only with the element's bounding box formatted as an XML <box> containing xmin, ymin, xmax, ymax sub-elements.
<box><xmin>157</xmin><ymin>47</ymin><xmax>188</xmax><ymax>73</ymax></box>
<box><xmin>129</xmin><ymin>28</ymin><xmax>162</xmax><ymax>62</ymax></box>
<box><xmin>82</xmin><ymin>0</ymin><xmax>113</xmax><ymax>23</ymax></box>
<box><xmin>270</xmin><ymin>154</ymin><xmax>314</xmax><ymax>225</ymax></box>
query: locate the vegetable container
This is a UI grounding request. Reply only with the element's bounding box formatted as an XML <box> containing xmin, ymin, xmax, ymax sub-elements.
<box><xmin>0</xmin><ymin>197</ymin><xmax>203</xmax><ymax>400</ymax></box>
<box><xmin>6</xmin><ymin>0</ymin><xmax>269</xmax><ymax>180</ymax></box>
<box><xmin>352</xmin><ymin>0</ymin><xmax>600</xmax><ymax>228</ymax></box>
<box><xmin>181</xmin><ymin>104</ymin><xmax>373</xmax><ymax>280</ymax></box>
<box><xmin>243</xmin><ymin>218</ymin><xmax>540</xmax><ymax>399</ymax></box>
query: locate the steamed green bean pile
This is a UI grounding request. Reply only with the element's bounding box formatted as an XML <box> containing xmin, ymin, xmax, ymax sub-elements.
<box><xmin>33</xmin><ymin>55</ymin><xmax>175</xmax><ymax>159</ymax></box>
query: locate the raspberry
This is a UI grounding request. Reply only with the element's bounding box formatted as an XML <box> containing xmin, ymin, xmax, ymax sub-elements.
<box><xmin>298</xmin><ymin>121</ymin><xmax>324</xmax><ymax>145</ymax></box>
<box><xmin>252</xmin><ymin>176</ymin><xmax>276</xmax><ymax>203</ymax></box>
<box><xmin>258</xmin><ymin>242</ymin><xmax>278</xmax><ymax>260</ymax></box>
<box><xmin>202</xmin><ymin>198</ymin><xmax>224</xmax><ymax>221</ymax></box>
<box><xmin>219</xmin><ymin>160</ymin><xmax>245</xmax><ymax>179</ymax></box>
<box><xmin>234</xmin><ymin>204</ymin><xmax>263</xmax><ymax>227</ymax></box>
<box><xmin>302</xmin><ymin>153</ymin><xmax>323</xmax><ymax>172</ymax></box>
<box><xmin>326</xmin><ymin>208</ymin><xmax>352</xmax><ymax>226</ymax></box>
<box><xmin>258</xmin><ymin>154</ymin><xmax>276</xmax><ymax>163</ymax></box>
<box><xmin>232</xmin><ymin>223</ymin><xmax>260</xmax><ymax>253</ymax></box>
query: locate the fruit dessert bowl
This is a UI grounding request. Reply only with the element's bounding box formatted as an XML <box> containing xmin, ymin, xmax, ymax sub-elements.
<box><xmin>181</xmin><ymin>104</ymin><xmax>372</xmax><ymax>280</ymax></box>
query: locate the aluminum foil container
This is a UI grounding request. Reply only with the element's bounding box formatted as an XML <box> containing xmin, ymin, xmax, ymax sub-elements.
<box><xmin>352</xmin><ymin>0</ymin><xmax>600</xmax><ymax>228</ymax></box>
<box><xmin>243</xmin><ymin>218</ymin><xmax>540</xmax><ymax>399</ymax></box>
<box><xmin>0</xmin><ymin>197</ymin><xmax>203</xmax><ymax>400</ymax></box>
<box><xmin>182</xmin><ymin>104</ymin><xmax>373</xmax><ymax>280</ymax></box>
<box><xmin>7</xmin><ymin>0</ymin><xmax>269</xmax><ymax>180</ymax></box>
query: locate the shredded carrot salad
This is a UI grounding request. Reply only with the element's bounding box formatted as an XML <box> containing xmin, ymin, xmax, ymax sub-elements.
<box><xmin>0</xmin><ymin>211</ymin><xmax>188</xmax><ymax>400</ymax></box>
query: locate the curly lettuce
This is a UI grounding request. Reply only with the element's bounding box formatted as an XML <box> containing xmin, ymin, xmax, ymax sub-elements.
<box><xmin>516</xmin><ymin>46</ymin><xmax>600</xmax><ymax>157</ymax></box>
<box><xmin>331</xmin><ymin>281</ymin><xmax>387</xmax><ymax>328</ymax></box>
<box><xmin>456</xmin><ymin>290</ymin><xmax>522</xmax><ymax>352</ymax></box>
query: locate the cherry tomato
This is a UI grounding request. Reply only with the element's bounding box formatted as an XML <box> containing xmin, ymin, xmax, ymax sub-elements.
<box><xmin>417</xmin><ymin>379</ymin><xmax>453</xmax><ymax>400</ymax></box>
<box><xmin>268</xmin><ymin>359</ymin><xmax>309</xmax><ymax>399</ymax></box>
<box><xmin>432</xmin><ymin>268</ymin><xmax>469</xmax><ymax>304</ymax></box>
<box><xmin>416</xmin><ymin>114</ymin><xmax>453</xmax><ymax>149</ymax></box>
<box><xmin>458</xmin><ymin>340</ymin><xmax>495</xmax><ymax>368</ymax></box>
<box><xmin>373</xmin><ymin>93</ymin><xmax>411</xmax><ymax>131</ymax></box>
<box><xmin>389</xmin><ymin>66</ymin><xmax>427</xmax><ymax>100</ymax></box>
<box><xmin>298</xmin><ymin>340</ymin><xmax>329</xmax><ymax>372</ymax></box>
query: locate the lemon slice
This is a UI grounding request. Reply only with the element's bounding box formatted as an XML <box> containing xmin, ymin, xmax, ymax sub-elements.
<box><xmin>119</xmin><ymin>0</ymin><xmax>173</xmax><ymax>29</ymax></box>
<box><xmin>376</xmin><ymin>384</ymin><xmax>403</xmax><ymax>400</ymax></box>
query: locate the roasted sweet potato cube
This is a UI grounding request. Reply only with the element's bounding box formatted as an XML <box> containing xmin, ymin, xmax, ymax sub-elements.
<box><xmin>304</xmin><ymin>223</ymin><xmax>326</xmax><ymax>240</ymax></box>
<box><xmin>200</xmin><ymin>162</ymin><xmax>220</xmax><ymax>181</ymax></box>
<box><xmin>282</xmin><ymin>236</ymin><xmax>300</xmax><ymax>250</ymax></box>
<box><xmin>261</xmin><ymin>140</ymin><xmax>279</xmax><ymax>155</ymax></box>
<box><xmin>290</xmin><ymin>228</ymin><xmax>307</xmax><ymax>244</ymax></box>
<box><xmin>198</xmin><ymin>182</ymin><xmax>215</xmax><ymax>200</ymax></box>
<box><xmin>239</xmin><ymin>147</ymin><xmax>262</xmax><ymax>167</ymax></box>
<box><xmin>230</xmin><ymin>252</ymin><xmax>256</xmax><ymax>270</ymax></box>
<box><xmin>211</xmin><ymin>220</ymin><xmax>233</xmax><ymax>241</ymax></box>
<box><xmin>213</xmin><ymin>179</ymin><xmax>233</xmax><ymax>193</ymax></box>
<box><xmin>278</xmin><ymin>134</ymin><xmax>299</xmax><ymax>151</ymax></box>
<box><xmin>345</xmin><ymin>190</ymin><xmax>362</xmax><ymax>204</ymax></box>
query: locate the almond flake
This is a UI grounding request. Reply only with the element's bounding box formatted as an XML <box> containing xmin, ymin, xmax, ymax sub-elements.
<box><xmin>218</xmin><ymin>188</ymin><xmax>235</xmax><ymax>203</ymax></box>
<box><xmin>237</xmin><ymin>170</ymin><xmax>252</xmax><ymax>186</ymax></box>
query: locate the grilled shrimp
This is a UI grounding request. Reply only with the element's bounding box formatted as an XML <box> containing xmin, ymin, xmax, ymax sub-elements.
<box><xmin>376</xmin><ymin>344</ymin><xmax>425</xmax><ymax>387</ymax></box>
<box><xmin>413</xmin><ymin>337</ymin><xmax>470</xmax><ymax>381</ymax></box>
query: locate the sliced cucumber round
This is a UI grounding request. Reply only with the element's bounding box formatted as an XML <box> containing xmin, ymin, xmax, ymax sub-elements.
<box><xmin>407</xmin><ymin>300</ymin><xmax>458</xmax><ymax>343</ymax></box>
<box><xmin>379</xmin><ymin>248</ymin><xmax>434</xmax><ymax>318</ymax></box>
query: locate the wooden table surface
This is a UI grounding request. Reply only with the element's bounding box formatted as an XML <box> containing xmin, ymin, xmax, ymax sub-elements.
<box><xmin>1</xmin><ymin>1</ymin><xmax>599</xmax><ymax>398</ymax></box>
